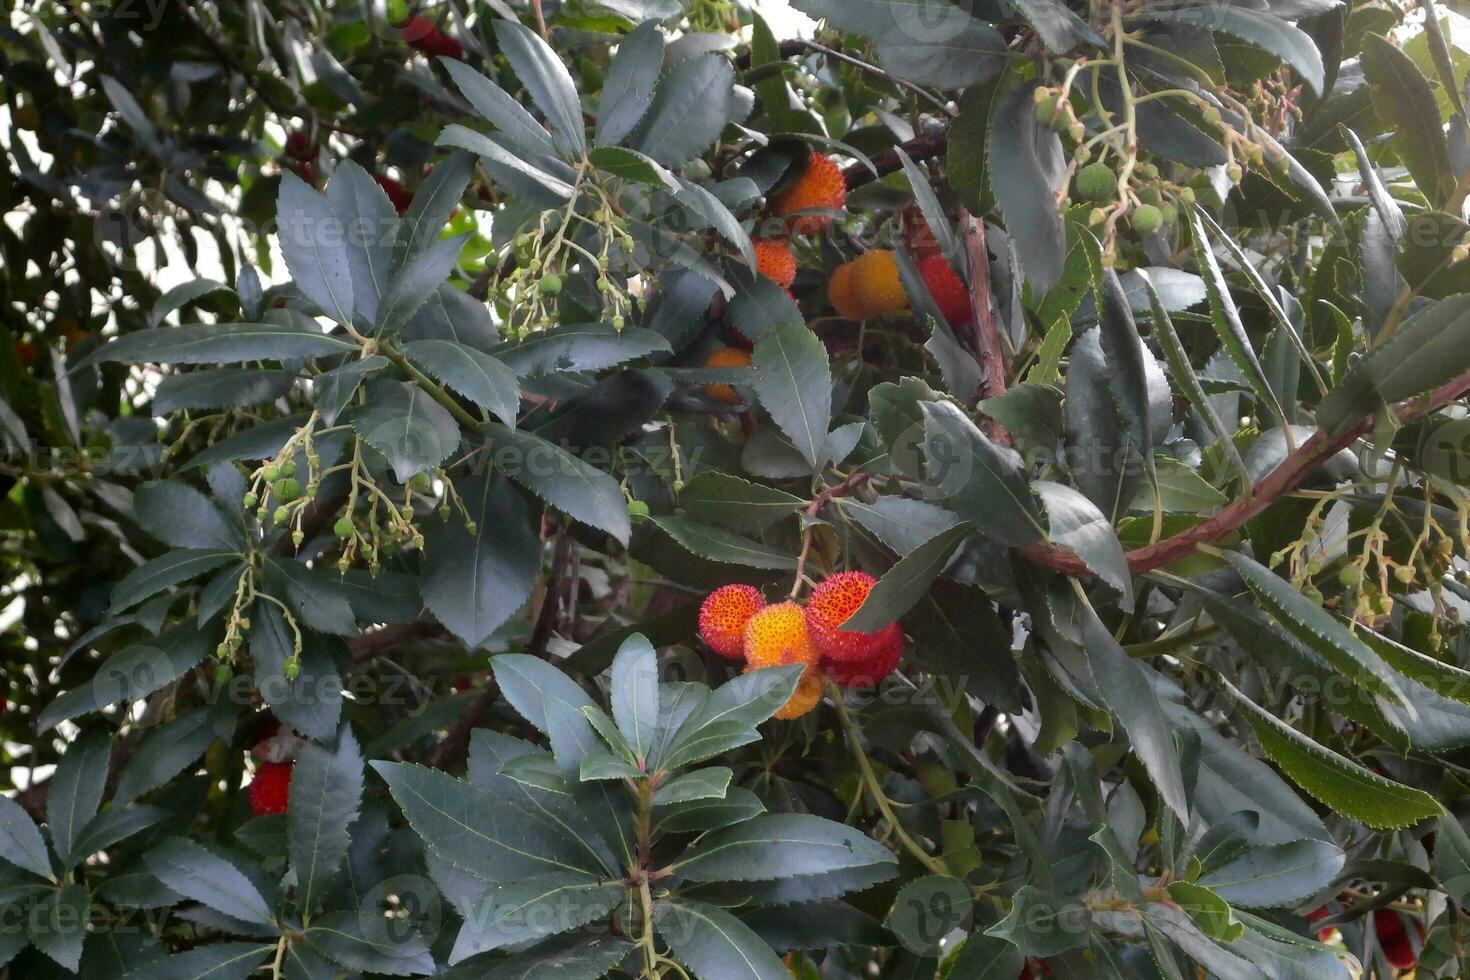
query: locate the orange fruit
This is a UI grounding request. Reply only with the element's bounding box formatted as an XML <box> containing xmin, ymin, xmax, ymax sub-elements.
<box><xmin>744</xmin><ymin>601</ymin><xmax>819</xmax><ymax>670</ymax></box>
<box><xmin>753</xmin><ymin>238</ymin><xmax>798</xmax><ymax>289</ymax></box>
<box><xmin>772</xmin><ymin>668</ymin><xmax>824</xmax><ymax>720</ymax></box>
<box><xmin>699</xmin><ymin>584</ymin><xmax>766</xmax><ymax>659</ymax></box>
<box><xmin>701</xmin><ymin>347</ymin><xmax>752</xmax><ymax>405</ymax></box>
<box><xmin>772</xmin><ymin>155</ymin><xmax>847</xmax><ymax>235</ymax></box>
<box><xmin>805</xmin><ymin>571</ymin><xmax>903</xmax><ymax>662</ymax></box>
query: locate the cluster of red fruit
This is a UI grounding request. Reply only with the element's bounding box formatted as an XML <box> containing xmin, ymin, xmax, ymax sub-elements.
<box><xmin>400</xmin><ymin>13</ymin><xmax>463</xmax><ymax>61</ymax></box>
<box><xmin>698</xmin><ymin>572</ymin><xmax>904</xmax><ymax>720</ymax></box>
<box><xmin>245</xmin><ymin>723</ymin><xmax>294</xmax><ymax>816</ymax></box>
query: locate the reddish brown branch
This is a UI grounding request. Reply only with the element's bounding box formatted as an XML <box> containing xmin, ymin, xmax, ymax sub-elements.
<box><xmin>963</xmin><ymin>212</ymin><xmax>1009</xmax><ymax>443</ymax></box>
<box><xmin>1026</xmin><ymin>369</ymin><xmax>1470</xmax><ymax>576</ymax></box>
<box><xmin>844</xmin><ymin>130</ymin><xmax>950</xmax><ymax>191</ymax></box>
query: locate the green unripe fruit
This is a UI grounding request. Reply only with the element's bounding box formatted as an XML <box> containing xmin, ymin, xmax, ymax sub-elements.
<box><xmin>1177</xmin><ymin>187</ymin><xmax>1196</xmax><ymax>205</ymax></box>
<box><xmin>1394</xmin><ymin>565</ymin><xmax>1415</xmax><ymax>585</ymax></box>
<box><xmin>1226</xmin><ymin>163</ymin><xmax>1243</xmax><ymax>183</ymax></box>
<box><xmin>1137</xmin><ymin>162</ymin><xmax>1159</xmax><ymax>180</ymax></box>
<box><xmin>1034</xmin><ymin>96</ymin><xmax>1065</xmax><ymax>131</ymax></box>
<box><xmin>262</xmin><ymin>465</ymin><xmax>279</xmax><ymax>482</ymax></box>
<box><xmin>1131</xmin><ymin>204</ymin><xmax>1164</xmax><ymax>235</ymax></box>
<box><xmin>1157</xmin><ymin>203</ymin><xmax>1179</xmax><ymax>227</ymax></box>
<box><xmin>275</xmin><ymin>477</ymin><xmax>301</xmax><ymax>501</ymax></box>
<box><xmin>279</xmin><ymin>460</ymin><xmax>297</xmax><ymax>478</ymax></box>
<box><xmin>1076</xmin><ymin>162</ymin><xmax>1117</xmax><ymax>203</ymax></box>
<box><xmin>626</xmin><ymin>499</ymin><xmax>649</xmax><ymax>519</ymax></box>
<box><xmin>243</xmin><ymin>492</ymin><xmax>258</xmax><ymax>508</ymax></box>
<box><xmin>273</xmin><ymin>505</ymin><xmax>290</xmax><ymax>525</ymax></box>
<box><xmin>409</xmin><ymin>472</ymin><xmax>433</xmax><ymax>492</ymax></box>
<box><xmin>334</xmin><ymin>517</ymin><xmax>354</xmax><ymax>539</ymax></box>
<box><xmin>538</xmin><ymin>274</ymin><xmax>564</xmax><ymax>295</ymax></box>
<box><xmin>1339</xmin><ymin>566</ymin><xmax>1364</xmax><ymax>587</ymax></box>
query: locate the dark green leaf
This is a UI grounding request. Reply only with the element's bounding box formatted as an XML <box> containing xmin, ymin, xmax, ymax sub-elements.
<box><xmin>752</xmin><ymin>322</ymin><xmax>832</xmax><ymax>472</ymax></box>
<box><xmin>143</xmin><ymin>838</ymin><xmax>275</xmax><ymax>927</ymax></box>
<box><xmin>597</xmin><ymin>20</ymin><xmax>665</xmax><ymax>147</ymax></box>
<box><xmin>351</xmin><ymin>380</ymin><xmax>461</xmax><ymax>482</ymax></box>
<box><xmin>655</xmin><ymin>899</ymin><xmax>789</xmax><ymax>980</ymax></box>
<box><xmin>87</xmin><ymin>321</ymin><xmax>355</xmax><ymax>367</ymax></box>
<box><xmin>289</xmin><ymin>724</ymin><xmax>363</xmax><ymax>911</ymax></box>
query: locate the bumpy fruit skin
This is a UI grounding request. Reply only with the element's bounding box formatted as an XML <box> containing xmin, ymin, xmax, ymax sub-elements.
<box><xmin>701</xmin><ymin>347</ymin><xmax>752</xmax><ymax>406</ymax></box>
<box><xmin>1075</xmin><ymin>162</ymin><xmax>1118</xmax><ymax>203</ymax></box>
<box><xmin>249</xmin><ymin>761</ymin><xmax>293</xmax><ymax>815</ymax></box>
<box><xmin>833</xmin><ymin>251</ymin><xmax>908</xmax><ymax>320</ymax></box>
<box><xmin>1131</xmin><ymin>203</ymin><xmax>1163</xmax><ymax>234</ymax></box>
<box><xmin>806</xmin><ymin>571</ymin><xmax>901</xmax><ymax>662</ymax></box>
<box><xmin>374</xmin><ymin>174</ymin><xmax>413</xmax><ymax>215</ymax></box>
<box><xmin>772</xmin><ymin>155</ymin><xmax>847</xmax><ymax>235</ymax></box>
<box><xmin>918</xmin><ymin>254</ymin><xmax>971</xmax><ymax>327</ymax></box>
<box><xmin>744</xmin><ymin>601</ymin><xmax>819</xmax><ymax>669</ymax></box>
<box><xmin>753</xmin><ymin>239</ymin><xmax>798</xmax><ymax>289</ymax></box>
<box><xmin>400</xmin><ymin>14</ymin><xmax>464</xmax><ymax>61</ymax></box>
<box><xmin>772</xmin><ymin>669</ymin><xmax>824</xmax><ymax>720</ymax></box>
<box><xmin>698</xmin><ymin>585</ymin><xmax>766</xmax><ymax>659</ymax></box>
<box><xmin>901</xmin><ymin>207</ymin><xmax>942</xmax><ymax>260</ymax></box>
<box><xmin>823</xmin><ymin>626</ymin><xmax>904</xmax><ymax>688</ymax></box>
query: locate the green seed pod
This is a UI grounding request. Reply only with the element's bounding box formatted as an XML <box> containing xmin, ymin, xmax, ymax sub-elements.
<box><xmin>1075</xmin><ymin>162</ymin><xmax>1118</xmax><ymax>203</ymax></box>
<box><xmin>1131</xmin><ymin>204</ymin><xmax>1164</xmax><ymax>235</ymax></box>
<box><xmin>539</xmin><ymin>273</ymin><xmax>564</xmax><ymax>295</ymax></box>
<box><xmin>409</xmin><ymin>471</ymin><xmax>433</xmax><ymax>492</ymax></box>
<box><xmin>262</xmin><ymin>465</ymin><xmax>279</xmax><ymax>482</ymax></box>
<box><xmin>1034</xmin><ymin>95</ymin><xmax>1065</xmax><ymax>131</ymax></box>
<box><xmin>273</xmin><ymin>505</ymin><xmax>290</xmax><ymax>525</ymax></box>
<box><xmin>243</xmin><ymin>492</ymin><xmax>258</xmax><ymax>509</ymax></box>
<box><xmin>627</xmin><ymin>499</ymin><xmax>650</xmax><ymax>519</ymax></box>
<box><xmin>279</xmin><ymin>460</ymin><xmax>297</xmax><ymax>478</ymax></box>
<box><xmin>275</xmin><ymin>477</ymin><xmax>301</xmax><ymax>501</ymax></box>
<box><xmin>334</xmin><ymin>517</ymin><xmax>355</xmax><ymax>539</ymax></box>
<box><xmin>1177</xmin><ymin>186</ymin><xmax>1196</xmax><ymax>205</ymax></box>
<box><xmin>284</xmin><ymin>657</ymin><xmax>301</xmax><ymax>681</ymax></box>
<box><xmin>1339</xmin><ymin>566</ymin><xmax>1364</xmax><ymax>587</ymax></box>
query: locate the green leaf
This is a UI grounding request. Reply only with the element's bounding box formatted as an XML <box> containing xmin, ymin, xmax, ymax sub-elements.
<box><xmin>587</xmin><ymin>145</ymin><xmax>677</xmax><ymax>188</ymax></box>
<box><xmin>441</xmin><ymin>59</ymin><xmax>561</xmax><ymax>163</ymax></box>
<box><xmin>147</xmin><ymin>278</ymin><xmax>234</xmax><ymax>328</ymax></box>
<box><xmin>30</xmin><ymin>883</ymin><xmax>91</xmax><ymax>971</ymax></box>
<box><xmin>986</xmin><ymin>885</ymin><xmax>1089</xmax><ymax>956</ymax></box>
<box><xmin>289</xmin><ymin>724</ymin><xmax>363</xmax><ymax>912</ymax></box>
<box><xmin>120</xmin><ymin>944</ymin><xmax>274</xmax><ymax>980</ymax></box>
<box><xmin>449</xmin><ymin>873</ymin><xmax>625</xmax><ymax>963</ymax></box>
<box><xmin>48</xmin><ymin>728</ymin><xmax>111</xmax><ymax>869</ymax></box>
<box><xmin>632</xmin><ymin>54</ymin><xmax>735</xmax><ymax>167</ymax></box>
<box><xmin>399</xmin><ymin>339</ymin><xmax>518</xmax><ymax>427</ymax></box>
<box><xmin>679</xmin><ymin>472</ymin><xmax>803</xmax><ymax>534</ymax></box>
<box><xmin>278</xmin><ymin>170</ymin><xmax>355</xmax><ymax>323</ymax></box>
<box><xmin>152</xmin><ymin>368</ymin><xmax>295</xmax><ymax>414</ymax></box>
<box><xmin>579</xmin><ymin>752</ymin><xmax>643</xmax><ymax>781</ymax></box>
<box><xmin>351</xmin><ymin>380</ymin><xmax>461</xmax><ymax>482</ymax></box>
<box><xmin>1139</xmin><ymin>5</ymin><xmax>1324</xmax><ymax>94</ymax></box>
<box><xmin>483</xmin><ymin>426</ymin><xmax>631</xmax><ymax>544</ymax></box>
<box><xmin>490</xmin><ymin>321</ymin><xmax>670</xmax><ymax>376</ymax></box>
<box><xmin>1434</xmin><ymin>814</ymin><xmax>1470</xmax><ymax>904</ymax></box>
<box><xmin>989</xmin><ymin>79</ymin><xmax>1067</xmax><ymax>292</ymax></box>
<box><xmin>1223</xmin><ymin>551</ymin><xmax>1409</xmax><ymax>708</ymax></box>
<box><xmin>111</xmin><ymin>549</ymin><xmax>238</xmax><ymax>611</ymax></box>
<box><xmin>326</xmin><ymin>161</ymin><xmax>398</xmax><ymax>325</ymax></box>
<box><xmin>1166</xmin><ymin>882</ymin><xmax>1243</xmax><ymax>942</ymax></box>
<box><xmin>655</xmin><ymin>899</ymin><xmax>789</xmax><ymax>980</ymax></box>
<box><xmin>395</xmin><ymin>150</ymin><xmax>477</xmax><ymax>268</ymax></box>
<box><xmin>1219</xmin><ymin>677</ymin><xmax>1442</xmax><ymax>830</ymax></box>
<box><xmin>842</xmin><ymin>522</ymin><xmax>971</xmax><ymax>631</ymax></box>
<box><xmin>437</xmin><ymin>125</ymin><xmax>576</xmax><ymax>205</ymax></box>
<box><xmin>650</xmin><ymin>516</ymin><xmax>797</xmax><ymax>569</ymax></box>
<box><xmin>611</xmin><ymin>633</ymin><xmax>659</xmax><ymax>762</ymax></box>
<box><xmin>300</xmin><ymin>909</ymin><xmax>435</xmax><ymax>976</ymax></box>
<box><xmin>1317</xmin><ymin>294</ymin><xmax>1470</xmax><ymax>437</ymax></box>
<box><xmin>886</xmin><ymin>876</ymin><xmax>975</xmax><ymax>956</ymax></box>
<box><xmin>371</xmin><ymin>762</ymin><xmax>602</xmax><ymax>882</ymax></box>
<box><xmin>133</xmin><ymin>479</ymin><xmax>241</xmax><ymax>551</ymax></box>
<box><xmin>494</xmin><ymin>20</ymin><xmax>587</xmax><ymax>158</ymax></box>
<box><xmin>1186</xmin><ymin>208</ymin><xmax>1291</xmax><ymax>434</ymax></box>
<box><xmin>87</xmin><ymin>321</ymin><xmax>356</xmax><ymax>367</ymax></box>
<box><xmin>1196</xmin><ymin>838</ymin><xmax>1345</xmax><ymax>909</ymax></box>
<box><xmin>39</xmin><ymin>624</ymin><xmax>214</xmax><ymax>732</ymax></box>
<box><xmin>68</xmin><ymin>806</ymin><xmax>167</xmax><ymax>862</ymax></box>
<box><xmin>657</xmin><ymin>787</ymin><xmax>766</xmax><ymax>834</ymax></box>
<box><xmin>440</xmin><ymin>934</ymin><xmax>632</xmax><ymax>980</ymax></box>
<box><xmin>1362</xmin><ymin>32</ymin><xmax>1457</xmax><ymax>206</ymax></box>
<box><xmin>920</xmin><ymin>400</ymin><xmax>1044</xmax><ymax>547</ymax></box>
<box><xmin>652</xmin><ymin>768</ymin><xmax>732</xmax><ymax>806</ymax></box>
<box><xmin>250</xmin><ymin>603</ymin><xmax>342</xmax><ymax>740</ymax></box>
<box><xmin>1034</xmin><ymin>480</ymin><xmax>1131</xmax><ymax>603</ymax></box>
<box><xmin>114</xmin><ymin>709</ymin><xmax>220</xmax><ymax>805</ymax></box>
<box><xmin>597</xmin><ymin>20</ymin><xmax>664</xmax><ymax>147</ymax></box>
<box><xmin>143</xmin><ymin>838</ymin><xmax>275</xmax><ymax>927</ymax></box>
<box><xmin>875</xmin><ymin>18</ymin><xmax>1008</xmax><ymax>88</ymax></box>
<box><xmin>0</xmin><ymin>794</ymin><xmax>51</xmax><ymax>879</ymax></box>
<box><xmin>942</xmin><ymin>933</ymin><xmax>1025</xmax><ymax>979</ymax></box>
<box><xmin>669</xmin><ymin>813</ymin><xmax>897</xmax><ymax>882</ymax></box>
<box><xmin>751</xmin><ymin>322</ymin><xmax>832</xmax><ymax>472</ymax></box>
<box><xmin>1080</xmin><ymin>613</ymin><xmax>1190</xmax><ymax>822</ymax></box>
<box><xmin>375</xmin><ymin>234</ymin><xmax>468</xmax><ymax>336</ymax></box>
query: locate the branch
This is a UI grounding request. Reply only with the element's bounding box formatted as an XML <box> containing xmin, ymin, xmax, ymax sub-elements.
<box><xmin>844</xmin><ymin>130</ymin><xmax>950</xmax><ymax>191</ymax></box>
<box><xmin>962</xmin><ymin>212</ymin><xmax>1009</xmax><ymax>443</ymax></box>
<box><xmin>1025</xmin><ymin>368</ymin><xmax>1470</xmax><ymax>576</ymax></box>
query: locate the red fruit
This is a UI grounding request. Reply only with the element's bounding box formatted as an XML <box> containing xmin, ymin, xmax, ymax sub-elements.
<box><xmin>699</xmin><ymin>585</ymin><xmax>766</xmax><ymax>659</ymax></box>
<box><xmin>284</xmin><ymin>132</ymin><xmax>315</xmax><ymax>161</ymax></box>
<box><xmin>1374</xmin><ymin>909</ymin><xmax>1421</xmax><ymax>971</ymax></box>
<box><xmin>248</xmin><ymin>761</ymin><xmax>293</xmax><ymax>815</ymax></box>
<box><xmin>902</xmin><ymin>207</ymin><xmax>942</xmax><ymax>260</ymax></box>
<box><xmin>752</xmin><ymin>238</ymin><xmax>798</xmax><ymax>289</ymax></box>
<box><xmin>822</xmin><ymin>625</ymin><xmax>904</xmax><ymax>688</ymax></box>
<box><xmin>918</xmin><ymin>254</ymin><xmax>972</xmax><ymax>327</ymax></box>
<box><xmin>374</xmin><ymin>174</ymin><xmax>413</xmax><ymax>215</ymax></box>
<box><xmin>772</xmin><ymin>155</ymin><xmax>847</xmax><ymax>236</ymax></box>
<box><xmin>805</xmin><ymin>571</ymin><xmax>900</xmax><ymax>662</ymax></box>
<box><xmin>400</xmin><ymin>14</ymin><xmax>464</xmax><ymax>61</ymax></box>
<box><xmin>1304</xmin><ymin>906</ymin><xmax>1335</xmax><ymax>942</ymax></box>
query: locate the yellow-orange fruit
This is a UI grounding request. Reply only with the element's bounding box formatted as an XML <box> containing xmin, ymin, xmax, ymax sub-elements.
<box><xmin>772</xmin><ymin>668</ymin><xmax>824</xmax><ymax>720</ymax></box>
<box><xmin>828</xmin><ymin>263</ymin><xmax>862</xmax><ymax>319</ymax></box>
<box><xmin>805</xmin><ymin>571</ymin><xmax>903</xmax><ymax>662</ymax></box>
<box><xmin>823</xmin><ymin>626</ymin><xmax>904</xmax><ymax>688</ymax></box>
<box><xmin>753</xmin><ymin>238</ymin><xmax>798</xmax><ymax>289</ymax></box>
<box><xmin>846</xmin><ymin>251</ymin><xmax>899</xmax><ymax>320</ymax></box>
<box><xmin>772</xmin><ymin>155</ymin><xmax>847</xmax><ymax>235</ymax></box>
<box><xmin>701</xmin><ymin>346</ymin><xmax>752</xmax><ymax>405</ymax></box>
<box><xmin>918</xmin><ymin>254</ymin><xmax>972</xmax><ymax>327</ymax></box>
<box><xmin>699</xmin><ymin>584</ymin><xmax>766</xmax><ymax>659</ymax></box>
<box><xmin>744</xmin><ymin>601</ymin><xmax>819</xmax><ymax>670</ymax></box>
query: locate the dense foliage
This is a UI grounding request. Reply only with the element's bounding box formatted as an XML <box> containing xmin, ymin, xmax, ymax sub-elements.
<box><xmin>6</xmin><ymin>0</ymin><xmax>1470</xmax><ymax>976</ymax></box>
